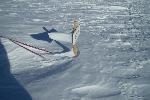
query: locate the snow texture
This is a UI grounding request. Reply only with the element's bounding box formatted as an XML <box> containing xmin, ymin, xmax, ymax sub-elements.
<box><xmin>0</xmin><ymin>0</ymin><xmax>150</xmax><ymax>100</ymax></box>
<box><xmin>49</xmin><ymin>33</ymin><xmax>72</xmax><ymax>43</ymax></box>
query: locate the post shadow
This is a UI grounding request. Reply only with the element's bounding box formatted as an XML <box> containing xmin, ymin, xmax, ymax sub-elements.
<box><xmin>30</xmin><ymin>28</ymin><xmax>70</xmax><ymax>53</ymax></box>
<box><xmin>0</xmin><ymin>39</ymin><xmax>32</xmax><ymax>100</ymax></box>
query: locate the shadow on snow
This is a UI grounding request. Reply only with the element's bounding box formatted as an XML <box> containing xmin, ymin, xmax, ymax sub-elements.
<box><xmin>30</xmin><ymin>28</ymin><xmax>70</xmax><ymax>53</ymax></box>
<box><xmin>17</xmin><ymin>59</ymin><xmax>73</xmax><ymax>84</ymax></box>
<box><xmin>0</xmin><ymin>40</ymin><xmax>32</xmax><ymax>100</ymax></box>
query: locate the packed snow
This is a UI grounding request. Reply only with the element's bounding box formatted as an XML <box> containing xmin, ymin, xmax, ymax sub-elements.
<box><xmin>48</xmin><ymin>33</ymin><xmax>72</xmax><ymax>43</ymax></box>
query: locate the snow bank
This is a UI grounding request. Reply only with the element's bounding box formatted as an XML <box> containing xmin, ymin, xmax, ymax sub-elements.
<box><xmin>71</xmin><ymin>85</ymin><xmax>121</xmax><ymax>98</ymax></box>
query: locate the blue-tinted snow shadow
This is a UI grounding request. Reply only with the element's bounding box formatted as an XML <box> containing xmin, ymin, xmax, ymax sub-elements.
<box><xmin>30</xmin><ymin>28</ymin><xmax>70</xmax><ymax>53</ymax></box>
<box><xmin>34</xmin><ymin>59</ymin><xmax>73</xmax><ymax>80</ymax></box>
<box><xmin>18</xmin><ymin>59</ymin><xmax>74</xmax><ymax>84</ymax></box>
<box><xmin>0</xmin><ymin>40</ymin><xmax>32</xmax><ymax>100</ymax></box>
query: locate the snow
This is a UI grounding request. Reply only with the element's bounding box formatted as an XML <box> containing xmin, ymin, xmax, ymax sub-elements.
<box><xmin>53</xmin><ymin>50</ymin><xmax>75</xmax><ymax>58</ymax></box>
<box><xmin>92</xmin><ymin>6</ymin><xmax>127</xmax><ymax>11</ymax></box>
<box><xmin>48</xmin><ymin>33</ymin><xmax>72</xmax><ymax>43</ymax></box>
<box><xmin>0</xmin><ymin>0</ymin><xmax>150</xmax><ymax>100</ymax></box>
<box><xmin>71</xmin><ymin>85</ymin><xmax>121</xmax><ymax>98</ymax></box>
<box><xmin>32</xmin><ymin>19</ymin><xmax>42</xmax><ymax>22</ymax></box>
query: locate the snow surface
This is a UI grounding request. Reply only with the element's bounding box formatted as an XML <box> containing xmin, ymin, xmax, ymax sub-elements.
<box><xmin>49</xmin><ymin>33</ymin><xmax>72</xmax><ymax>43</ymax></box>
<box><xmin>71</xmin><ymin>85</ymin><xmax>121</xmax><ymax>98</ymax></box>
<box><xmin>0</xmin><ymin>0</ymin><xmax>150</xmax><ymax>100</ymax></box>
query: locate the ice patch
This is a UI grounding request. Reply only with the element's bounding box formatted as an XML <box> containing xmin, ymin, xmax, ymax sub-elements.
<box><xmin>71</xmin><ymin>85</ymin><xmax>121</xmax><ymax>98</ymax></box>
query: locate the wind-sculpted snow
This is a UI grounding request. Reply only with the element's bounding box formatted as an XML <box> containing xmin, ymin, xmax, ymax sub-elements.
<box><xmin>71</xmin><ymin>85</ymin><xmax>121</xmax><ymax>98</ymax></box>
<box><xmin>0</xmin><ymin>0</ymin><xmax>150</xmax><ymax>100</ymax></box>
